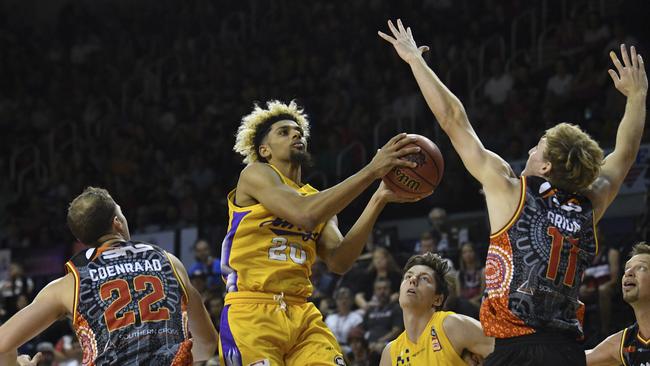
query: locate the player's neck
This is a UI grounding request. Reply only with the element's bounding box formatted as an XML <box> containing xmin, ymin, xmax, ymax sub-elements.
<box><xmin>634</xmin><ymin>303</ymin><xmax>650</xmax><ymax>339</ymax></box>
<box><xmin>97</xmin><ymin>233</ymin><xmax>127</xmax><ymax>247</ymax></box>
<box><xmin>403</xmin><ymin>307</ymin><xmax>436</xmax><ymax>343</ymax></box>
<box><xmin>270</xmin><ymin>160</ymin><xmax>302</xmax><ymax>185</ymax></box>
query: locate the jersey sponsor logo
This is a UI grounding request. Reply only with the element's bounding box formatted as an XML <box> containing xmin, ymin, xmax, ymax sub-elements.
<box><xmin>334</xmin><ymin>355</ymin><xmax>346</xmax><ymax>366</ymax></box>
<box><xmin>552</xmin><ymin>196</ymin><xmax>583</xmax><ymax>213</ymax></box>
<box><xmin>89</xmin><ymin>259</ymin><xmax>162</xmax><ymax>281</ymax></box>
<box><xmin>102</xmin><ymin>243</ymin><xmax>155</xmax><ymax>259</ymax></box>
<box><xmin>396</xmin><ymin>348</ymin><xmax>410</xmax><ymax>365</ymax></box>
<box><xmin>260</xmin><ymin>218</ymin><xmax>319</xmax><ymax>242</ymax></box>
<box><xmin>430</xmin><ymin>326</ymin><xmax>442</xmax><ymax>351</ymax></box>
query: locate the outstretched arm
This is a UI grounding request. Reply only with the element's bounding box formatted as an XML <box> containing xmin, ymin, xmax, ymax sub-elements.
<box><xmin>317</xmin><ymin>182</ymin><xmax>425</xmax><ymax>274</ymax></box>
<box><xmin>589</xmin><ymin>44</ymin><xmax>647</xmax><ymax>222</ymax></box>
<box><xmin>238</xmin><ymin>133</ymin><xmax>419</xmax><ymax>231</ymax></box>
<box><xmin>443</xmin><ymin>313</ymin><xmax>494</xmax><ymax>359</ymax></box>
<box><xmin>379</xmin><ymin>19</ymin><xmax>516</xmax><ymax>190</ymax></box>
<box><xmin>0</xmin><ymin>275</ymin><xmax>72</xmax><ymax>365</ymax></box>
<box><xmin>585</xmin><ymin>331</ymin><xmax>623</xmax><ymax>366</ymax></box>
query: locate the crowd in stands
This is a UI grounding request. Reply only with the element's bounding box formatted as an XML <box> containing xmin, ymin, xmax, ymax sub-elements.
<box><xmin>1</xmin><ymin>0</ymin><xmax>648</xmax><ymax>363</ymax></box>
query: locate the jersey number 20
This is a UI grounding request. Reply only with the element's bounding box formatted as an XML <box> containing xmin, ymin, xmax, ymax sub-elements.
<box><xmin>268</xmin><ymin>237</ymin><xmax>307</xmax><ymax>264</ymax></box>
<box><xmin>100</xmin><ymin>275</ymin><xmax>171</xmax><ymax>332</ymax></box>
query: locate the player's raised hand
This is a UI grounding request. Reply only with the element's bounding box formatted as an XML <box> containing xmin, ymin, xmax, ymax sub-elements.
<box><xmin>378</xmin><ymin>19</ymin><xmax>429</xmax><ymax>64</ymax></box>
<box><xmin>608</xmin><ymin>44</ymin><xmax>648</xmax><ymax>98</ymax></box>
<box><xmin>17</xmin><ymin>352</ymin><xmax>42</xmax><ymax>366</ymax></box>
<box><xmin>367</xmin><ymin>133</ymin><xmax>420</xmax><ymax>179</ymax></box>
<box><xmin>374</xmin><ymin>181</ymin><xmax>430</xmax><ymax>203</ymax></box>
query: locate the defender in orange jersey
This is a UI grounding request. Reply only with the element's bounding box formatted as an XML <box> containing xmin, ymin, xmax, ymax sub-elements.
<box><xmin>0</xmin><ymin>187</ymin><xmax>218</xmax><ymax>366</ymax></box>
<box><xmin>380</xmin><ymin>253</ymin><xmax>493</xmax><ymax>366</ymax></box>
<box><xmin>381</xmin><ymin>18</ymin><xmax>647</xmax><ymax>366</ymax></box>
<box><xmin>220</xmin><ymin>100</ymin><xmax>427</xmax><ymax>366</ymax></box>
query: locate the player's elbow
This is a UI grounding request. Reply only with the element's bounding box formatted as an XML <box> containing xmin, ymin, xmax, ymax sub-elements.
<box><xmin>0</xmin><ymin>336</ymin><xmax>13</xmax><ymax>355</ymax></box>
<box><xmin>325</xmin><ymin>260</ymin><xmax>351</xmax><ymax>275</ymax></box>
<box><xmin>291</xmin><ymin>213</ymin><xmax>318</xmax><ymax>233</ymax></box>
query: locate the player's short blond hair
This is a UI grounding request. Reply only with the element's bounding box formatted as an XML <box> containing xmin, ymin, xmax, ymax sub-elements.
<box><xmin>544</xmin><ymin>123</ymin><xmax>603</xmax><ymax>192</ymax></box>
<box><xmin>234</xmin><ymin>100</ymin><xmax>310</xmax><ymax>164</ymax></box>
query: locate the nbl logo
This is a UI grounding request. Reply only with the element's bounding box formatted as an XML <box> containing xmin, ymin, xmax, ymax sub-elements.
<box><xmin>102</xmin><ymin>243</ymin><xmax>154</xmax><ymax>259</ymax></box>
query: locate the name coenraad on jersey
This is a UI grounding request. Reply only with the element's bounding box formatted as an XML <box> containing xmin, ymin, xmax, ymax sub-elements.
<box><xmin>87</xmin><ymin>243</ymin><xmax>161</xmax><ymax>281</ymax></box>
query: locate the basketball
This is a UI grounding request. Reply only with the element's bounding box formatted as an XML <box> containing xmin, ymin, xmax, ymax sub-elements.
<box><xmin>382</xmin><ymin>134</ymin><xmax>444</xmax><ymax>198</ymax></box>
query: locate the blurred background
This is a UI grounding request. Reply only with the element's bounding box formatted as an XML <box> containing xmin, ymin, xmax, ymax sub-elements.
<box><xmin>0</xmin><ymin>0</ymin><xmax>648</xmax><ymax>364</ymax></box>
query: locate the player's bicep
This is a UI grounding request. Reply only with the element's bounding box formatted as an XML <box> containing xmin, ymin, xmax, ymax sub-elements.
<box><xmin>447</xmin><ymin>126</ymin><xmax>516</xmax><ymax>187</ymax></box>
<box><xmin>585</xmin><ymin>331</ymin><xmax>623</xmax><ymax>366</ymax></box>
<box><xmin>316</xmin><ymin>217</ymin><xmax>343</xmax><ymax>267</ymax></box>
<box><xmin>239</xmin><ymin>164</ymin><xmax>309</xmax><ymax>224</ymax></box>
<box><xmin>0</xmin><ymin>277</ymin><xmax>69</xmax><ymax>353</ymax></box>
<box><xmin>444</xmin><ymin>314</ymin><xmax>494</xmax><ymax>358</ymax></box>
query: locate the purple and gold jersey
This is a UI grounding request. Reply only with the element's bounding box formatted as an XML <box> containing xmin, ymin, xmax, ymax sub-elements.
<box><xmin>65</xmin><ymin>241</ymin><xmax>192</xmax><ymax>366</ymax></box>
<box><xmin>620</xmin><ymin>323</ymin><xmax>650</xmax><ymax>366</ymax></box>
<box><xmin>220</xmin><ymin>164</ymin><xmax>326</xmax><ymax>298</ymax></box>
<box><xmin>481</xmin><ymin>175</ymin><xmax>597</xmax><ymax>338</ymax></box>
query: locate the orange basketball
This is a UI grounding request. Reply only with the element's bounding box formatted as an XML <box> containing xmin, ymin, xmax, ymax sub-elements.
<box><xmin>381</xmin><ymin>134</ymin><xmax>444</xmax><ymax>199</ymax></box>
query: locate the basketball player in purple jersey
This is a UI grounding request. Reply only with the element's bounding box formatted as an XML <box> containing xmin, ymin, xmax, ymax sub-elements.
<box><xmin>0</xmin><ymin>187</ymin><xmax>218</xmax><ymax>365</ymax></box>
<box><xmin>380</xmin><ymin>19</ymin><xmax>646</xmax><ymax>365</ymax></box>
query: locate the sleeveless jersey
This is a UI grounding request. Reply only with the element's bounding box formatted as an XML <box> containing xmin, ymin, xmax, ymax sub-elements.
<box><xmin>221</xmin><ymin>164</ymin><xmax>326</xmax><ymax>298</ymax></box>
<box><xmin>620</xmin><ymin>323</ymin><xmax>650</xmax><ymax>366</ymax></box>
<box><xmin>65</xmin><ymin>241</ymin><xmax>192</xmax><ymax>366</ymax></box>
<box><xmin>388</xmin><ymin>311</ymin><xmax>464</xmax><ymax>366</ymax></box>
<box><xmin>480</xmin><ymin>175</ymin><xmax>597</xmax><ymax>338</ymax></box>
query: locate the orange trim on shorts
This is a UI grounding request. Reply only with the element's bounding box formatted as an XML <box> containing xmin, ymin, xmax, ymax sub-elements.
<box><xmin>65</xmin><ymin>262</ymin><xmax>81</xmax><ymax>325</ymax></box>
<box><xmin>490</xmin><ymin>176</ymin><xmax>527</xmax><ymax>238</ymax></box>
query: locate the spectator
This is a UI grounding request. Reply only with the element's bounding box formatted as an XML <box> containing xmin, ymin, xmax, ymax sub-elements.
<box><xmin>346</xmin><ymin>327</ymin><xmax>380</xmax><ymax>366</ymax></box>
<box><xmin>361</xmin><ymin>278</ymin><xmax>403</xmax><ymax>354</ymax></box>
<box><xmin>325</xmin><ymin>287</ymin><xmax>364</xmax><ymax>353</ymax></box>
<box><xmin>483</xmin><ymin>58</ymin><xmax>514</xmax><ymax>106</ymax></box>
<box><xmin>188</xmin><ymin>239</ymin><xmax>221</xmax><ymax>290</ymax></box>
<box><xmin>205</xmin><ymin>294</ymin><xmax>224</xmax><ymax>332</ymax></box>
<box><xmin>354</xmin><ymin>247</ymin><xmax>402</xmax><ymax>311</ymax></box>
<box><xmin>456</xmin><ymin>242</ymin><xmax>484</xmax><ymax>307</ymax></box>
<box><xmin>0</xmin><ymin>263</ymin><xmax>34</xmax><ymax>317</ymax></box>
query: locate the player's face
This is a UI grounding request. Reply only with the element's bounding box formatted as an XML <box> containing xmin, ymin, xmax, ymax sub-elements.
<box><xmin>522</xmin><ymin>137</ymin><xmax>551</xmax><ymax>177</ymax></box>
<box><xmin>623</xmin><ymin>254</ymin><xmax>650</xmax><ymax>304</ymax></box>
<box><xmin>399</xmin><ymin>264</ymin><xmax>443</xmax><ymax>310</ymax></box>
<box><xmin>262</xmin><ymin>120</ymin><xmax>308</xmax><ymax>164</ymax></box>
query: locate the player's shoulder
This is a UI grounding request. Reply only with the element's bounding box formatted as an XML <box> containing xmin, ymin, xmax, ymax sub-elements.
<box><xmin>239</xmin><ymin>163</ymin><xmax>281</xmax><ymax>183</ymax></box>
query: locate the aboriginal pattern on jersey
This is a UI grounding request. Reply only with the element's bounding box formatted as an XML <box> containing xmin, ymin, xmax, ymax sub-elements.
<box><xmin>481</xmin><ymin>176</ymin><xmax>597</xmax><ymax>338</ymax></box>
<box><xmin>66</xmin><ymin>241</ymin><xmax>191</xmax><ymax>365</ymax></box>
<box><xmin>620</xmin><ymin>323</ymin><xmax>650</xmax><ymax>366</ymax></box>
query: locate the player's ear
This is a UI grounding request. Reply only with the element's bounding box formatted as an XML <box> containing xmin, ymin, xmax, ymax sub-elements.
<box><xmin>112</xmin><ymin>215</ymin><xmax>124</xmax><ymax>233</ymax></box>
<box><xmin>432</xmin><ymin>293</ymin><xmax>444</xmax><ymax>308</ymax></box>
<box><xmin>541</xmin><ymin>161</ymin><xmax>552</xmax><ymax>175</ymax></box>
<box><xmin>259</xmin><ymin>144</ymin><xmax>271</xmax><ymax>160</ymax></box>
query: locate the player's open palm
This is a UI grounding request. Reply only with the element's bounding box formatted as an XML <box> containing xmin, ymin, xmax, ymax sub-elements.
<box><xmin>378</xmin><ymin>19</ymin><xmax>429</xmax><ymax>64</ymax></box>
<box><xmin>608</xmin><ymin>44</ymin><xmax>648</xmax><ymax>97</ymax></box>
<box><xmin>368</xmin><ymin>133</ymin><xmax>420</xmax><ymax>179</ymax></box>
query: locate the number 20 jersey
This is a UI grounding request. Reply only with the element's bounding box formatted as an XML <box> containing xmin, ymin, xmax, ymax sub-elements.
<box><xmin>65</xmin><ymin>241</ymin><xmax>192</xmax><ymax>366</ymax></box>
<box><xmin>221</xmin><ymin>164</ymin><xmax>326</xmax><ymax>298</ymax></box>
<box><xmin>480</xmin><ymin>175</ymin><xmax>598</xmax><ymax>338</ymax></box>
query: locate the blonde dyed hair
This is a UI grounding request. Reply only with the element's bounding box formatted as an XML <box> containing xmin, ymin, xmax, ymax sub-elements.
<box><xmin>233</xmin><ymin>100</ymin><xmax>311</xmax><ymax>164</ymax></box>
<box><xmin>544</xmin><ymin>123</ymin><xmax>604</xmax><ymax>192</ymax></box>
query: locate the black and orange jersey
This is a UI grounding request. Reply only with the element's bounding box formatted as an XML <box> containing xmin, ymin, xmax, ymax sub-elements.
<box><xmin>65</xmin><ymin>241</ymin><xmax>192</xmax><ymax>366</ymax></box>
<box><xmin>480</xmin><ymin>175</ymin><xmax>597</xmax><ymax>338</ymax></box>
<box><xmin>620</xmin><ymin>323</ymin><xmax>650</xmax><ymax>366</ymax></box>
